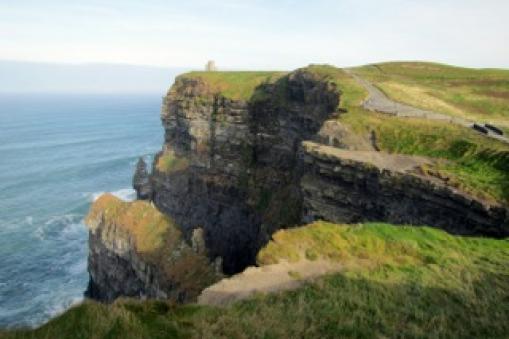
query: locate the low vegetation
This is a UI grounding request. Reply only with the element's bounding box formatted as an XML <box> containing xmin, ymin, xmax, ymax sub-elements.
<box><xmin>4</xmin><ymin>64</ymin><xmax>508</xmax><ymax>338</ymax></box>
<box><xmin>180</xmin><ymin>71</ymin><xmax>285</xmax><ymax>101</ymax></box>
<box><xmin>4</xmin><ymin>222</ymin><xmax>508</xmax><ymax>338</ymax></box>
<box><xmin>313</xmin><ymin>65</ymin><xmax>509</xmax><ymax>203</ymax></box>
<box><xmin>156</xmin><ymin>152</ymin><xmax>190</xmax><ymax>174</ymax></box>
<box><xmin>86</xmin><ymin>193</ymin><xmax>178</xmax><ymax>255</ymax></box>
<box><xmin>86</xmin><ymin>194</ymin><xmax>220</xmax><ymax>300</ymax></box>
<box><xmin>354</xmin><ymin>62</ymin><xmax>509</xmax><ymax>127</ymax></box>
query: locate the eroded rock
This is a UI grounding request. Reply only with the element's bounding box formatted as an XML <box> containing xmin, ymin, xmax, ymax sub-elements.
<box><xmin>85</xmin><ymin>194</ymin><xmax>222</xmax><ymax>302</ymax></box>
<box><xmin>300</xmin><ymin>141</ymin><xmax>509</xmax><ymax>237</ymax></box>
<box><xmin>132</xmin><ymin>157</ymin><xmax>152</xmax><ymax>200</ymax></box>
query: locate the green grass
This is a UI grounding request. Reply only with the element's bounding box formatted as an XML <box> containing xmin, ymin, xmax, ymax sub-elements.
<box><xmin>3</xmin><ymin>63</ymin><xmax>509</xmax><ymax>338</ymax></box>
<box><xmin>323</xmin><ymin>66</ymin><xmax>509</xmax><ymax>203</ymax></box>
<box><xmin>341</xmin><ymin>110</ymin><xmax>509</xmax><ymax>202</ymax></box>
<box><xmin>179</xmin><ymin>71</ymin><xmax>286</xmax><ymax>101</ymax></box>
<box><xmin>4</xmin><ymin>222</ymin><xmax>508</xmax><ymax>338</ymax></box>
<box><xmin>354</xmin><ymin>61</ymin><xmax>509</xmax><ymax>127</ymax></box>
<box><xmin>86</xmin><ymin>193</ymin><xmax>179</xmax><ymax>255</ymax></box>
<box><xmin>156</xmin><ymin>152</ymin><xmax>190</xmax><ymax>174</ymax></box>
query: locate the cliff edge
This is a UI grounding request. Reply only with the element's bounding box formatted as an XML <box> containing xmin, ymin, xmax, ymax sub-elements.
<box><xmin>85</xmin><ymin>194</ymin><xmax>221</xmax><ymax>302</ymax></box>
<box><xmin>89</xmin><ymin>64</ymin><xmax>508</xmax><ymax>303</ymax></box>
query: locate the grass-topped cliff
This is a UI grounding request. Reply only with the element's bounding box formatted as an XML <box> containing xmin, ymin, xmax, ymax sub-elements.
<box><xmin>4</xmin><ymin>222</ymin><xmax>507</xmax><ymax>338</ymax></box>
<box><xmin>306</xmin><ymin>64</ymin><xmax>509</xmax><ymax>204</ymax></box>
<box><xmin>173</xmin><ymin>71</ymin><xmax>286</xmax><ymax>101</ymax></box>
<box><xmin>168</xmin><ymin>64</ymin><xmax>509</xmax><ymax>203</ymax></box>
<box><xmin>3</xmin><ymin>62</ymin><xmax>508</xmax><ymax>338</ymax></box>
<box><xmin>85</xmin><ymin>194</ymin><xmax>221</xmax><ymax>301</ymax></box>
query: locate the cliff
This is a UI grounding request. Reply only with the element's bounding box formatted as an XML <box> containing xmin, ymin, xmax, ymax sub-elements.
<box><xmin>148</xmin><ymin>65</ymin><xmax>508</xmax><ymax>275</ymax></box>
<box><xmin>300</xmin><ymin>141</ymin><xmax>508</xmax><ymax>237</ymax></box>
<box><xmin>88</xmin><ymin>65</ymin><xmax>508</xmax><ymax>303</ymax></box>
<box><xmin>85</xmin><ymin>194</ymin><xmax>221</xmax><ymax>302</ymax></box>
<box><xmin>8</xmin><ymin>63</ymin><xmax>509</xmax><ymax>338</ymax></box>
<box><xmin>151</xmin><ymin>67</ymin><xmax>366</xmax><ymax>273</ymax></box>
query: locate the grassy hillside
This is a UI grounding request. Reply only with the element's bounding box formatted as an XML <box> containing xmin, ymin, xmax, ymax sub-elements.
<box><xmin>353</xmin><ymin>62</ymin><xmax>509</xmax><ymax>130</ymax></box>
<box><xmin>3</xmin><ymin>222</ymin><xmax>508</xmax><ymax>339</ymax></box>
<box><xmin>309</xmin><ymin>64</ymin><xmax>509</xmax><ymax>203</ymax></box>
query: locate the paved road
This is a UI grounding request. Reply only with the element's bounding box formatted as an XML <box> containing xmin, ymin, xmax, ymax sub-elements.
<box><xmin>345</xmin><ymin>69</ymin><xmax>509</xmax><ymax>145</ymax></box>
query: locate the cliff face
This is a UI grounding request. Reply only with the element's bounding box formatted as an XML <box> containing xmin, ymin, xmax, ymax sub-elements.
<box><xmin>148</xmin><ymin>67</ymin><xmax>508</xmax><ymax>274</ymax></box>
<box><xmin>85</xmin><ymin>194</ymin><xmax>221</xmax><ymax>302</ymax></box>
<box><xmin>87</xmin><ymin>66</ymin><xmax>508</xmax><ymax>303</ymax></box>
<box><xmin>151</xmin><ymin>69</ymin><xmax>343</xmax><ymax>273</ymax></box>
<box><xmin>300</xmin><ymin>141</ymin><xmax>509</xmax><ymax>237</ymax></box>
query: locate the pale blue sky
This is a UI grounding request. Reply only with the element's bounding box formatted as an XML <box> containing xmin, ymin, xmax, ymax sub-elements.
<box><xmin>1</xmin><ymin>0</ymin><xmax>508</xmax><ymax>69</ymax></box>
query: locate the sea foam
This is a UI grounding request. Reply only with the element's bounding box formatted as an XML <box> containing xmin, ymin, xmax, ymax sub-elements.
<box><xmin>90</xmin><ymin>188</ymin><xmax>137</xmax><ymax>202</ymax></box>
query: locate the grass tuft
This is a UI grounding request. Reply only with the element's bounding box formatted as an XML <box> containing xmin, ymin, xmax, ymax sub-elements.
<box><xmin>156</xmin><ymin>152</ymin><xmax>190</xmax><ymax>174</ymax></box>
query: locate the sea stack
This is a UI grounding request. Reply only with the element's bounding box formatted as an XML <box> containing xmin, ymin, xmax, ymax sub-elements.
<box><xmin>132</xmin><ymin>157</ymin><xmax>152</xmax><ymax>200</ymax></box>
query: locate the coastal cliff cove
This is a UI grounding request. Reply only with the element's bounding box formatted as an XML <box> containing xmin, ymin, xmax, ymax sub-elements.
<box><xmin>2</xmin><ymin>62</ymin><xmax>508</xmax><ymax>338</ymax></box>
<box><xmin>3</xmin><ymin>0</ymin><xmax>509</xmax><ymax>336</ymax></box>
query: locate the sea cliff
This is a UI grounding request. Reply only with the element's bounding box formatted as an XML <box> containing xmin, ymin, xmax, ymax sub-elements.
<box><xmin>85</xmin><ymin>65</ymin><xmax>508</xmax><ymax>302</ymax></box>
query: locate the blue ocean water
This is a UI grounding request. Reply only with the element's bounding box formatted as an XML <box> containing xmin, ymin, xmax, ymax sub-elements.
<box><xmin>0</xmin><ymin>93</ymin><xmax>163</xmax><ymax>328</ymax></box>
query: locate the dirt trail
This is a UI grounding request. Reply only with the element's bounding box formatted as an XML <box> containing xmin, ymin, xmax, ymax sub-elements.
<box><xmin>198</xmin><ymin>260</ymin><xmax>341</xmax><ymax>307</ymax></box>
<box><xmin>344</xmin><ymin>69</ymin><xmax>509</xmax><ymax>145</ymax></box>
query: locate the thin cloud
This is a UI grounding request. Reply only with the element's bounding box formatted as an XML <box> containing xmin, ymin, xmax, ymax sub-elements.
<box><xmin>0</xmin><ymin>0</ymin><xmax>507</xmax><ymax>69</ymax></box>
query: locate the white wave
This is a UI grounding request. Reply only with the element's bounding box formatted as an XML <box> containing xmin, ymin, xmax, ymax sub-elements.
<box><xmin>60</xmin><ymin>221</ymin><xmax>86</xmax><ymax>238</ymax></box>
<box><xmin>32</xmin><ymin>214</ymin><xmax>83</xmax><ymax>241</ymax></box>
<box><xmin>34</xmin><ymin>226</ymin><xmax>45</xmax><ymax>241</ymax></box>
<box><xmin>44</xmin><ymin>214</ymin><xmax>81</xmax><ymax>226</ymax></box>
<box><xmin>91</xmin><ymin>188</ymin><xmax>136</xmax><ymax>202</ymax></box>
<box><xmin>43</xmin><ymin>295</ymin><xmax>83</xmax><ymax>327</ymax></box>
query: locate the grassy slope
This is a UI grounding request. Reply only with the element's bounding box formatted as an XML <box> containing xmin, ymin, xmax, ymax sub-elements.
<box><xmin>4</xmin><ymin>222</ymin><xmax>508</xmax><ymax>339</ymax></box>
<box><xmin>312</xmin><ymin>65</ymin><xmax>509</xmax><ymax>203</ymax></box>
<box><xmin>353</xmin><ymin>62</ymin><xmax>509</xmax><ymax>128</ymax></box>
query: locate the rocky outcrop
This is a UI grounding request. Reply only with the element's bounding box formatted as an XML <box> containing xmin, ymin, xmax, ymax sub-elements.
<box><xmin>86</xmin><ymin>65</ymin><xmax>508</xmax><ymax>303</ymax></box>
<box><xmin>85</xmin><ymin>194</ymin><xmax>222</xmax><ymax>302</ymax></box>
<box><xmin>300</xmin><ymin>141</ymin><xmax>509</xmax><ymax>237</ymax></box>
<box><xmin>151</xmin><ymin>68</ymin><xmax>344</xmax><ymax>273</ymax></box>
<box><xmin>149</xmin><ymin>66</ymin><xmax>509</xmax><ymax>274</ymax></box>
<box><xmin>132</xmin><ymin>157</ymin><xmax>152</xmax><ymax>200</ymax></box>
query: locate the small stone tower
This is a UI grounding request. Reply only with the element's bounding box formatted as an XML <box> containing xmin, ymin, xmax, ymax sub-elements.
<box><xmin>205</xmin><ymin>60</ymin><xmax>217</xmax><ymax>71</ymax></box>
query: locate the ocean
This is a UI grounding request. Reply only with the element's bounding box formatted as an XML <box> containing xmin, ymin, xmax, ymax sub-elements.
<box><xmin>0</xmin><ymin>93</ymin><xmax>163</xmax><ymax>328</ymax></box>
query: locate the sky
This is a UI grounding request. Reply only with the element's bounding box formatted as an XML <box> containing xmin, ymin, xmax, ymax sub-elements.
<box><xmin>1</xmin><ymin>0</ymin><xmax>508</xmax><ymax>70</ymax></box>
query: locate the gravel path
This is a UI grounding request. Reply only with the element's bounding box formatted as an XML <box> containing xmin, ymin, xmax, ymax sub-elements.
<box><xmin>198</xmin><ymin>260</ymin><xmax>342</xmax><ymax>306</ymax></box>
<box><xmin>345</xmin><ymin>69</ymin><xmax>509</xmax><ymax>145</ymax></box>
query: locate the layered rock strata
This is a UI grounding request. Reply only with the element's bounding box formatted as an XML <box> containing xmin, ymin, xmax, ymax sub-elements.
<box><xmin>151</xmin><ymin>69</ymin><xmax>343</xmax><ymax>273</ymax></box>
<box><xmin>85</xmin><ymin>194</ymin><xmax>221</xmax><ymax>302</ymax></box>
<box><xmin>92</xmin><ymin>66</ymin><xmax>507</xmax><ymax>302</ymax></box>
<box><xmin>300</xmin><ymin>141</ymin><xmax>509</xmax><ymax>237</ymax></box>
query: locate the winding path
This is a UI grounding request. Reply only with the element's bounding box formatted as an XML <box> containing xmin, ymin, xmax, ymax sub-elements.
<box><xmin>344</xmin><ymin>69</ymin><xmax>509</xmax><ymax>145</ymax></box>
<box><xmin>198</xmin><ymin>260</ymin><xmax>342</xmax><ymax>306</ymax></box>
